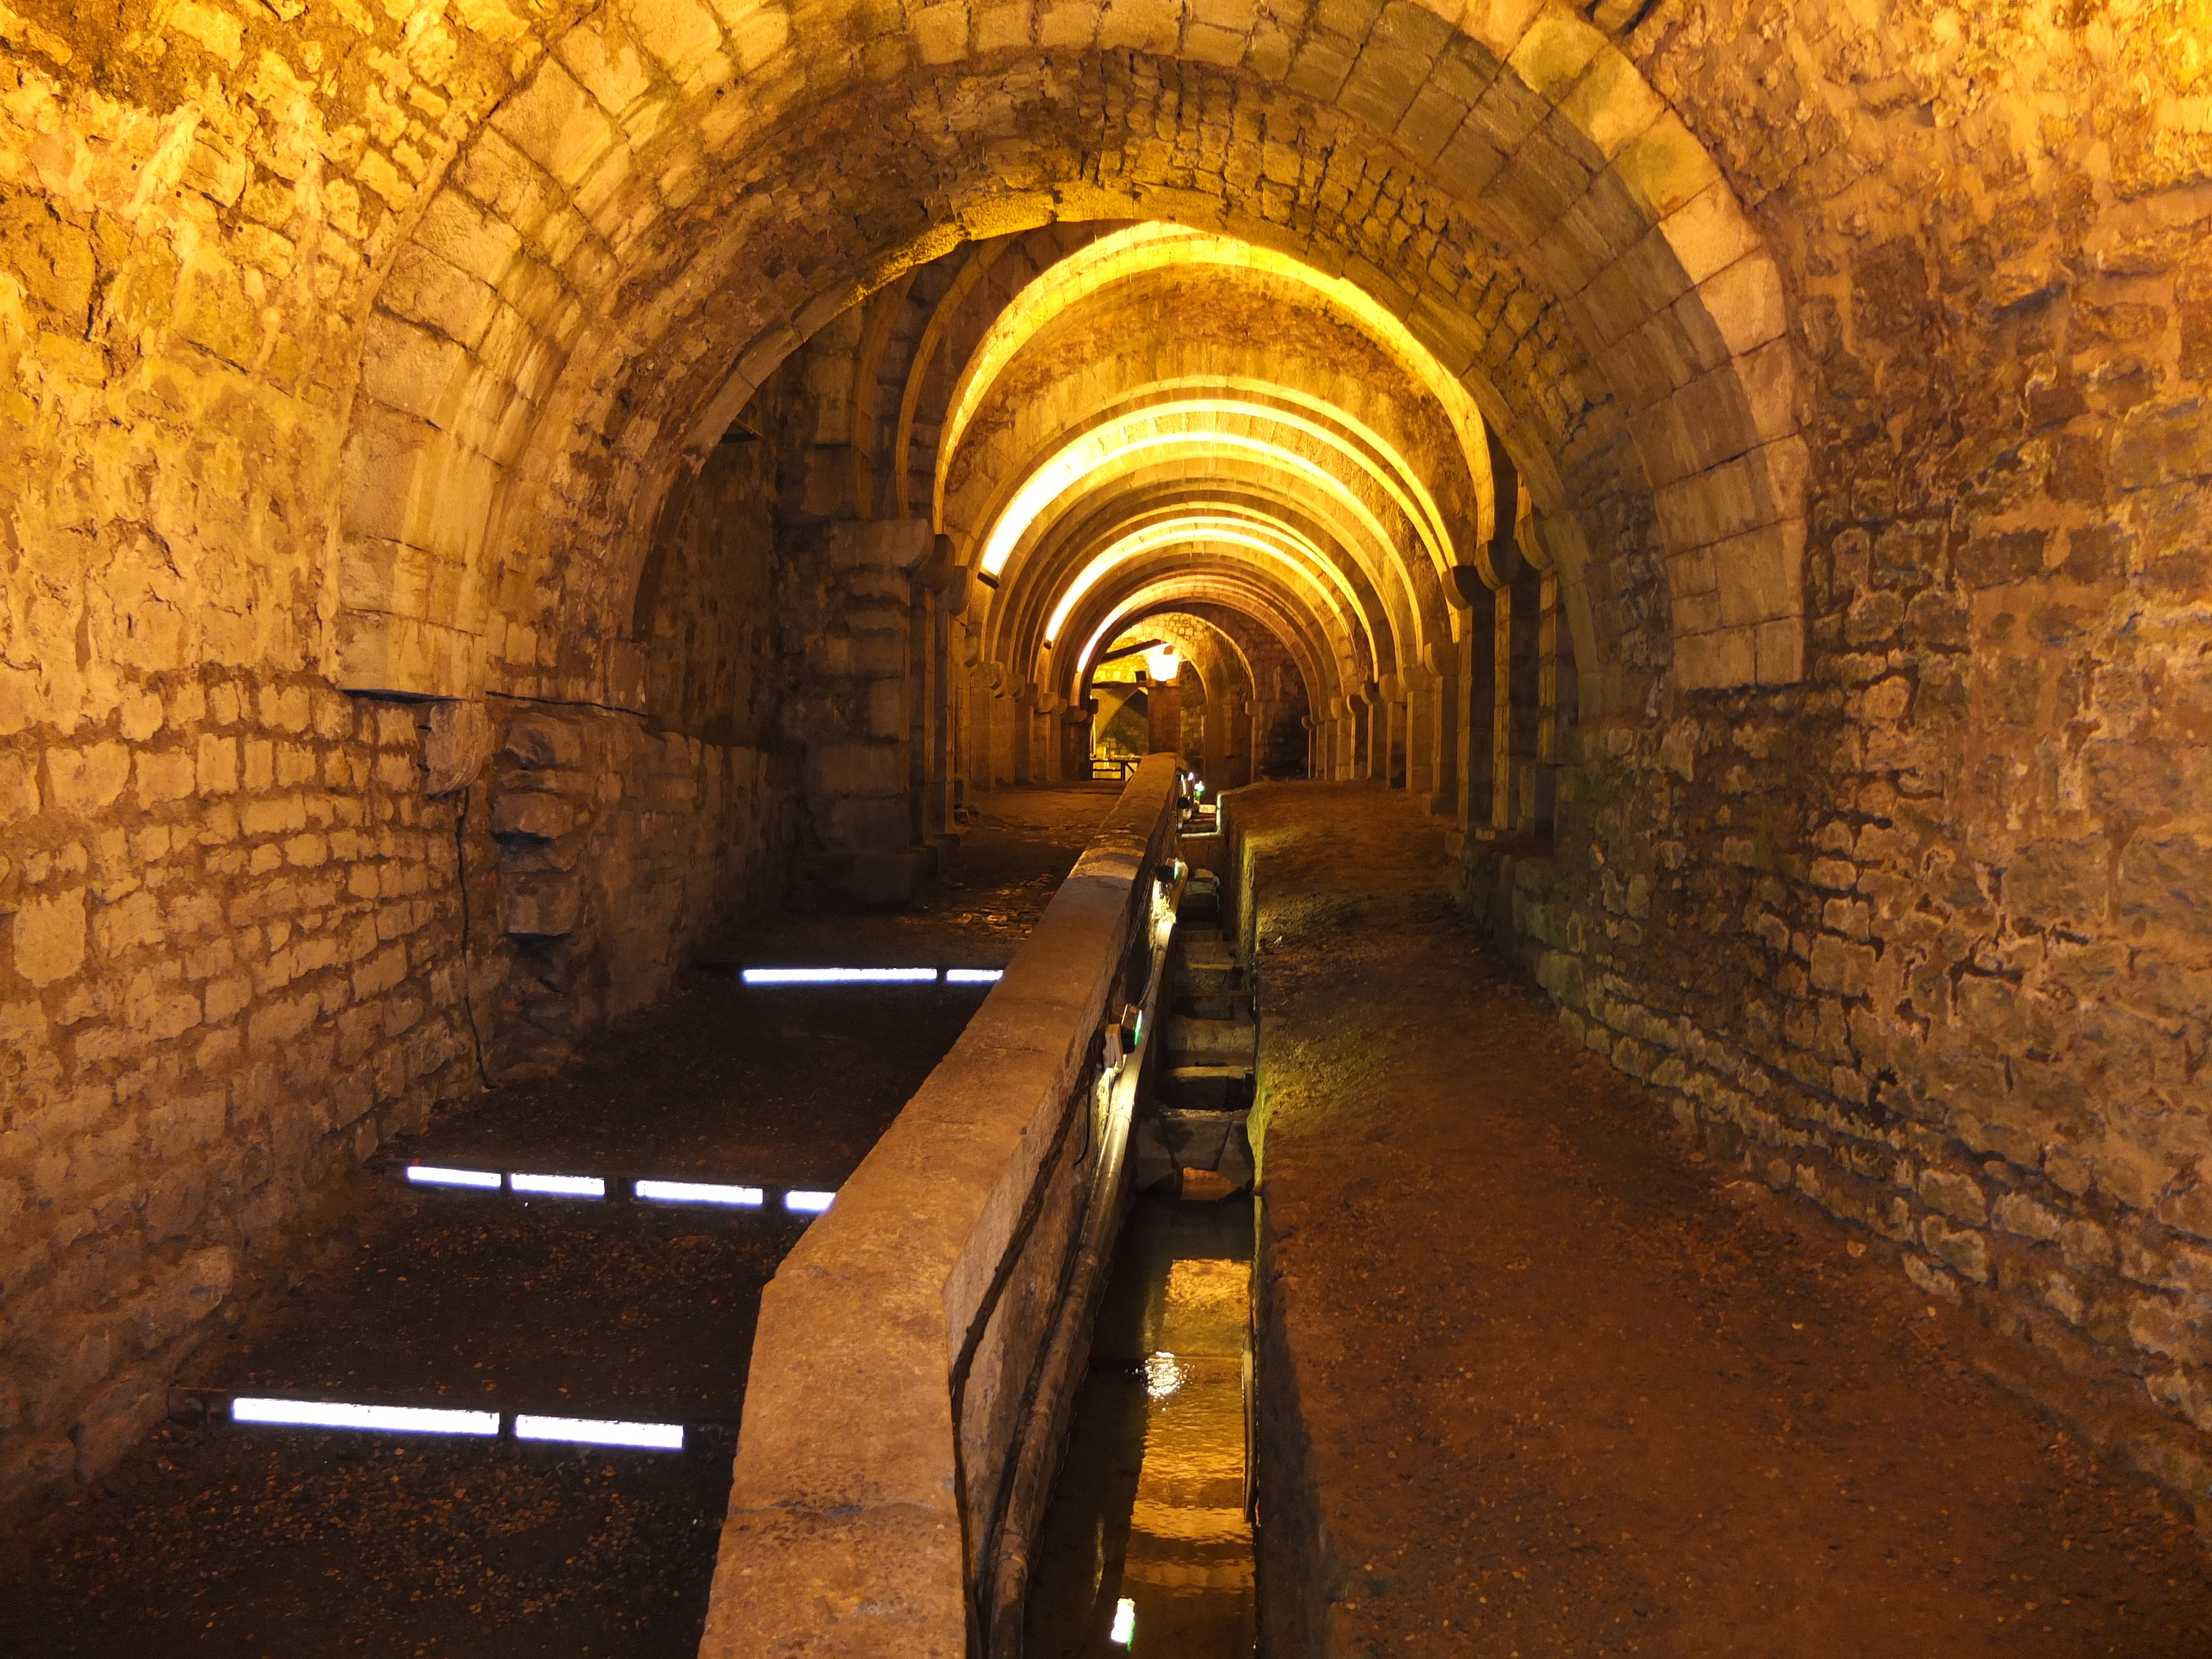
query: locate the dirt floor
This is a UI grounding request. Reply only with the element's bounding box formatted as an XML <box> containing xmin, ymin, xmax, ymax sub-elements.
<box><xmin>0</xmin><ymin>785</ymin><xmax>1117</xmax><ymax>1659</ymax></box>
<box><xmin>1241</xmin><ymin>782</ymin><xmax>2212</xmax><ymax>1658</ymax></box>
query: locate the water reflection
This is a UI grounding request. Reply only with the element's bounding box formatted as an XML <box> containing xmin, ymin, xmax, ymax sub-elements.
<box><xmin>1026</xmin><ymin>1194</ymin><xmax>1255</xmax><ymax>1657</ymax></box>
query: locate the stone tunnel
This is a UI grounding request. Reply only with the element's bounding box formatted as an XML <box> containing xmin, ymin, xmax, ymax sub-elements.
<box><xmin>2</xmin><ymin>0</ymin><xmax>2211</xmax><ymax>1651</ymax></box>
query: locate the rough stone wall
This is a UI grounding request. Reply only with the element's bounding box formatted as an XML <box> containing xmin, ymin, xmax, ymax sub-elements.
<box><xmin>0</xmin><ymin>679</ymin><xmax>474</xmax><ymax>1500</ymax></box>
<box><xmin>1478</xmin><ymin>0</ymin><xmax>2212</xmax><ymax>1495</ymax></box>
<box><xmin>461</xmin><ymin>375</ymin><xmax>808</xmax><ymax>1073</ymax></box>
<box><xmin>0</xmin><ymin>285</ymin><xmax>809</xmax><ymax>1517</ymax></box>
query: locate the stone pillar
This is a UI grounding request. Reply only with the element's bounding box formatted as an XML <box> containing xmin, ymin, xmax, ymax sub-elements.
<box><xmin>1502</xmin><ymin>561</ymin><xmax>1542</xmax><ymax>833</ymax></box>
<box><xmin>1423</xmin><ymin>641</ymin><xmax>1456</xmax><ymax>817</ymax></box>
<box><xmin>1011</xmin><ymin>682</ymin><xmax>1039</xmax><ymax>784</ymax></box>
<box><xmin>1061</xmin><ymin>699</ymin><xmax>1093</xmax><ymax>781</ymax></box>
<box><xmin>964</xmin><ymin>658</ymin><xmax>994</xmax><ymax>794</ymax></box>
<box><xmin>1327</xmin><ymin>696</ymin><xmax>1356</xmax><ymax>780</ymax></box>
<box><xmin>907</xmin><ymin>585</ymin><xmax>932</xmax><ymax>847</ymax></box>
<box><xmin>1034</xmin><ymin>690</ymin><xmax>1064</xmax><ymax>782</ymax></box>
<box><xmin>927</xmin><ymin>567</ymin><xmax>964</xmax><ymax>844</ymax></box>
<box><xmin>1379</xmin><ymin>674</ymin><xmax>1407</xmax><ymax>788</ymax></box>
<box><xmin>1147</xmin><ymin>674</ymin><xmax>1182</xmax><ymax>757</ymax></box>
<box><xmin>1354</xmin><ymin>683</ymin><xmax>1383</xmax><ymax>781</ymax></box>
<box><xmin>1452</xmin><ymin>567</ymin><xmax>1497</xmax><ymax>835</ymax></box>
<box><xmin>795</xmin><ymin>518</ymin><xmax>933</xmax><ymax>901</ymax></box>
<box><xmin>1241</xmin><ymin>697</ymin><xmax>1276</xmax><ymax>787</ymax></box>
<box><xmin>1535</xmin><ymin>570</ymin><xmax>1566</xmax><ymax>837</ymax></box>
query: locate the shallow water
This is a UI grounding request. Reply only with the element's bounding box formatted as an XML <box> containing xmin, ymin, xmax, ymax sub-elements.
<box><xmin>1025</xmin><ymin>1192</ymin><xmax>1257</xmax><ymax>1658</ymax></box>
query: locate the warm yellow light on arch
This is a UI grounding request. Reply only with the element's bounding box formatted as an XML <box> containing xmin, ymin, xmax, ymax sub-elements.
<box><xmin>936</xmin><ymin>221</ymin><xmax>1496</xmax><ymax>547</ymax></box>
<box><xmin>1044</xmin><ymin>515</ymin><xmax>1353</xmax><ymax>648</ymax></box>
<box><xmin>977</xmin><ymin>406</ymin><xmax>1433</xmax><ymax>599</ymax></box>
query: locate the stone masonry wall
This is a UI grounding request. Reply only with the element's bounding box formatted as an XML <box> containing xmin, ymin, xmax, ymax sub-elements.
<box><xmin>1473</xmin><ymin>0</ymin><xmax>2212</xmax><ymax>1501</ymax></box>
<box><xmin>0</xmin><ymin>331</ymin><xmax>810</xmax><ymax>1516</ymax></box>
<box><xmin>0</xmin><ymin>676</ymin><xmax>475</xmax><ymax>1501</ymax></box>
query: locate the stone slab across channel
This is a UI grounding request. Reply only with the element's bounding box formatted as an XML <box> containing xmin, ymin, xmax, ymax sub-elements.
<box><xmin>700</xmin><ymin>755</ymin><xmax>1183</xmax><ymax>1657</ymax></box>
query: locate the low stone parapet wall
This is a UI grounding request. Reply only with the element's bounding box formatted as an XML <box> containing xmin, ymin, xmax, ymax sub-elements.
<box><xmin>699</xmin><ymin>754</ymin><xmax>1182</xmax><ymax>1657</ymax></box>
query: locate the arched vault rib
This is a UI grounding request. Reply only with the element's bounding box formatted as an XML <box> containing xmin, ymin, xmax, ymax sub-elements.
<box><xmin>931</xmin><ymin>221</ymin><xmax>1498</xmax><ymax>550</ymax></box>
<box><xmin>979</xmin><ymin>471</ymin><xmax>1400</xmax><ymax>688</ymax></box>
<box><xmin>1008</xmin><ymin>505</ymin><xmax>1379</xmax><ymax>688</ymax></box>
<box><xmin>1055</xmin><ymin>537</ymin><xmax>1365</xmax><ymax>692</ymax></box>
<box><xmin>947</xmin><ymin>372</ymin><xmax>1475</xmax><ymax>600</ymax></box>
<box><xmin>1053</xmin><ymin>544</ymin><xmax>1366</xmax><ymax>692</ymax></box>
<box><xmin>968</xmin><ymin>413</ymin><xmax>1439</xmax><ymax>669</ymax></box>
<box><xmin>1071</xmin><ymin>568</ymin><xmax>1349</xmax><ymax>719</ymax></box>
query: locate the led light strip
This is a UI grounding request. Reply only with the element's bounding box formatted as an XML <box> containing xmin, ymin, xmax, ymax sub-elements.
<box><xmin>231</xmin><ymin>1397</ymin><xmax>500</xmax><ymax>1437</ymax></box>
<box><xmin>514</xmin><ymin>1413</ymin><xmax>685</xmax><ymax>1451</ymax></box>
<box><xmin>403</xmin><ymin>1163</ymin><xmax>831</xmax><ymax>1214</ymax></box>
<box><xmin>742</xmin><ymin>967</ymin><xmax>939</xmax><ymax>983</ymax></box>
<box><xmin>737</xmin><ymin>966</ymin><xmax>1006</xmax><ymax>984</ymax></box>
<box><xmin>511</xmin><ymin>1172</ymin><xmax>606</xmax><ymax>1197</ymax></box>
<box><xmin>635</xmin><ymin>1179</ymin><xmax>764</xmax><ymax>1208</ymax></box>
<box><xmin>406</xmin><ymin>1166</ymin><xmax>501</xmax><ymax>1190</ymax></box>
<box><xmin>228</xmin><ymin>1396</ymin><xmax>686</xmax><ymax>1450</ymax></box>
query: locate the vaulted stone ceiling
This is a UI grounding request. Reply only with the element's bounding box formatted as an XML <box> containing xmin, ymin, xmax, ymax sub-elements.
<box><xmin>260</xmin><ymin>0</ymin><xmax>1811</xmax><ymax>716</ymax></box>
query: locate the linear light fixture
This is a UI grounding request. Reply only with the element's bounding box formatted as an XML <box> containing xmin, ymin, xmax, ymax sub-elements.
<box><xmin>741</xmin><ymin>967</ymin><xmax>940</xmax><ymax>984</ymax></box>
<box><xmin>514</xmin><ymin>1413</ymin><xmax>684</xmax><ymax>1451</ymax></box>
<box><xmin>510</xmin><ymin>1172</ymin><xmax>606</xmax><ymax>1198</ymax></box>
<box><xmin>784</xmin><ymin>1190</ymin><xmax>835</xmax><ymax>1214</ymax></box>
<box><xmin>231</xmin><ymin>1397</ymin><xmax>500</xmax><ymax>1437</ymax></box>
<box><xmin>635</xmin><ymin>1179</ymin><xmax>765</xmax><ymax>1207</ymax></box>
<box><xmin>1110</xmin><ymin>1597</ymin><xmax>1136</xmax><ymax>1646</ymax></box>
<box><xmin>406</xmin><ymin>1165</ymin><xmax>501</xmax><ymax>1190</ymax></box>
<box><xmin>945</xmin><ymin>968</ymin><xmax>1004</xmax><ymax>983</ymax></box>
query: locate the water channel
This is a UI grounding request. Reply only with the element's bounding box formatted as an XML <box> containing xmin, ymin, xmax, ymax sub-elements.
<box><xmin>1024</xmin><ymin>1190</ymin><xmax>1258</xmax><ymax>1657</ymax></box>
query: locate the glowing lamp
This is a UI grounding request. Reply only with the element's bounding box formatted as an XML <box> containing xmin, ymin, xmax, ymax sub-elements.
<box><xmin>1145</xmin><ymin>646</ymin><xmax>1180</xmax><ymax>681</ymax></box>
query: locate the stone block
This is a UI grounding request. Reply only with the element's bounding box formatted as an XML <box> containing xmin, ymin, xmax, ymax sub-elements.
<box><xmin>127</xmin><ymin>1246</ymin><xmax>236</xmax><ymax>1350</ymax></box>
<box><xmin>810</xmin><ymin>742</ymin><xmax>904</xmax><ymax>798</ymax></box>
<box><xmin>48</xmin><ymin>743</ymin><xmax>129</xmax><ymax>813</ymax></box>
<box><xmin>0</xmin><ymin>752</ymin><xmax>38</xmax><ymax>820</ymax></box>
<box><xmin>1918</xmin><ymin>1166</ymin><xmax>1989</xmax><ymax>1227</ymax></box>
<box><xmin>821</xmin><ymin>795</ymin><xmax>910</xmax><ymax>855</ymax></box>
<box><xmin>2111</xmin><ymin>397</ymin><xmax>2212</xmax><ymax>492</ymax></box>
<box><xmin>502</xmin><ymin>873</ymin><xmax>582</xmax><ymax>937</ymax></box>
<box><xmin>13</xmin><ymin>889</ymin><xmax>86</xmax><ymax>988</ymax></box>
<box><xmin>1673</xmin><ymin>627</ymin><xmax>1756</xmax><ymax>690</ymax></box>
<box><xmin>1808</xmin><ymin>933</ymin><xmax>1874</xmax><ymax>996</ymax></box>
<box><xmin>2116</xmin><ymin>831</ymin><xmax>2212</xmax><ymax>937</ymax></box>
<box><xmin>136</xmin><ymin>749</ymin><xmax>196</xmax><ymax>805</ymax></box>
<box><xmin>1611</xmin><ymin>108</ymin><xmax>1720</xmax><ymax>221</ymax></box>
<box><xmin>420</xmin><ymin>700</ymin><xmax>492</xmax><ymax>796</ymax></box>
<box><xmin>491</xmin><ymin>791</ymin><xmax>576</xmax><ymax>839</ymax></box>
<box><xmin>502</xmin><ymin>713</ymin><xmax>584</xmax><ymax>769</ymax></box>
<box><xmin>1697</xmin><ymin>252</ymin><xmax>1787</xmax><ymax>356</ymax></box>
<box><xmin>196</xmin><ymin>735</ymin><xmax>240</xmax><ymax>795</ymax></box>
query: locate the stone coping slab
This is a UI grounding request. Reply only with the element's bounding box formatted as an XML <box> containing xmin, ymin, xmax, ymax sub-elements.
<box><xmin>700</xmin><ymin>755</ymin><xmax>1181</xmax><ymax>1658</ymax></box>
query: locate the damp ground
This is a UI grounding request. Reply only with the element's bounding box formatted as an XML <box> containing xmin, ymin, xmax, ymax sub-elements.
<box><xmin>0</xmin><ymin>786</ymin><xmax>1114</xmax><ymax>1659</ymax></box>
<box><xmin>1244</xmin><ymin>782</ymin><xmax>2212</xmax><ymax>1658</ymax></box>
